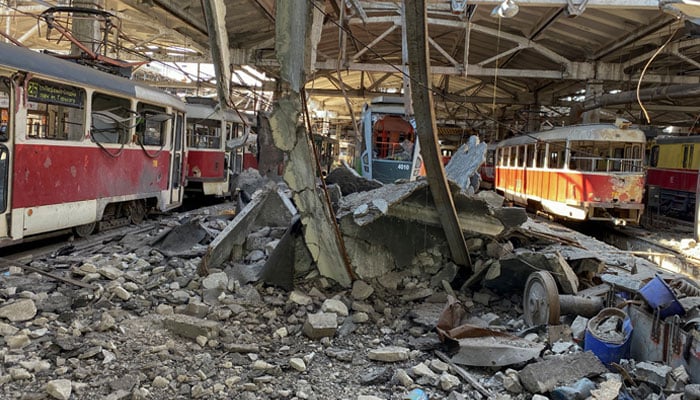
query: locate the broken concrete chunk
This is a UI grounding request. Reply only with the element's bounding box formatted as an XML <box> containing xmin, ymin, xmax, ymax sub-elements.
<box><xmin>367</xmin><ymin>346</ymin><xmax>410</xmax><ymax>362</ymax></box>
<box><xmin>0</xmin><ymin>299</ymin><xmax>37</xmax><ymax>322</ymax></box>
<box><xmin>439</xmin><ymin>372</ymin><xmax>460</xmax><ymax>391</ymax></box>
<box><xmin>686</xmin><ymin>384</ymin><xmax>700</xmax><ymax>400</ymax></box>
<box><xmin>46</xmin><ymin>379</ymin><xmax>72</xmax><ymax>400</ymax></box>
<box><xmin>590</xmin><ymin>378</ymin><xmax>622</xmax><ymax>400</ymax></box>
<box><xmin>202</xmin><ymin>272</ymin><xmax>229</xmax><ymax>290</ymax></box>
<box><xmin>302</xmin><ymin>312</ymin><xmax>337</xmax><ymax>339</ymax></box>
<box><xmin>444</xmin><ymin>135</ymin><xmax>487</xmax><ymax>194</ymax></box>
<box><xmin>635</xmin><ymin>361</ymin><xmax>673</xmax><ymax>388</ymax></box>
<box><xmin>486</xmin><ymin>241</ymin><xmax>513</xmax><ymax>259</ymax></box>
<box><xmin>97</xmin><ymin>265</ymin><xmax>124</xmax><ymax>280</ymax></box>
<box><xmin>325</xmin><ymin>164</ymin><xmax>383</xmax><ymax>196</ymax></box>
<box><xmin>518</xmin><ymin>352</ymin><xmax>607</xmax><ymax>393</ymax></box>
<box><xmin>163</xmin><ymin>314</ymin><xmax>220</xmax><ymax>339</ymax></box>
<box><xmin>0</xmin><ymin>321</ymin><xmax>19</xmax><ymax>336</ymax></box>
<box><xmin>321</xmin><ymin>299</ymin><xmax>348</xmax><ymax>317</ymax></box>
<box><xmin>571</xmin><ymin>316</ymin><xmax>589</xmax><ymax>342</ymax></box>
<box><xmin>289</xmin><ymin>290</ymin><xmax>313</xmax><ymax>306</ymax></box>
<box><xmin>289</xmin><ymin>358</ymin><xmax>306</xmax><ymax>372</ymax></box>
<box><xmin>351</xmin><ymin>280</ymin><xmax>374</xmax><ymax>301</ymax></box>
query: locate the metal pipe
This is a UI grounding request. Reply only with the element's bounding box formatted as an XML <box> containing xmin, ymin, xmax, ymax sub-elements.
<box><xmin>581</xmin><ymin>84</ymin><xmax>700</xmax><ymax>112</ymax></box>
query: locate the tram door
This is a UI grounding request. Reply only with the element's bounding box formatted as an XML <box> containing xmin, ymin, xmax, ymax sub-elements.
<box><xmin>0</xmin><ymin>80</ymin><xmax>11</xmax><ymax>239</ymax></box>
<box><xmin>170</xmin><ymin>112</ymin><xmax>185</xmax><ymax>205</ymax></box>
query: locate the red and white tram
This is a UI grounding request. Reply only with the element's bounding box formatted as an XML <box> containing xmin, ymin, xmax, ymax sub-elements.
<box><xmin>0</xmin><ymin>42</ymin><xmax>186</xmax><ymax>246</ymax></box>
<box><xmin>185</xmin><ymin>97</ymin><xmax>248</xmax><ymax>197</ymax></box>
<box><xmin>494</xmin><ymin>124</ymin><xmax>646</xmax><ymax>225</ymax></box>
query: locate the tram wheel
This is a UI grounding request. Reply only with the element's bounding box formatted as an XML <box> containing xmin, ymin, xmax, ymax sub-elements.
<box><xmin>73</xmin><ymin>222</ymin><xmax>96</xmax><ymax>238</ymax></box>
<box><xmin>523</xmin><ymin>270</ymin><xmax>561</xmax><ymax>326</ymax></box>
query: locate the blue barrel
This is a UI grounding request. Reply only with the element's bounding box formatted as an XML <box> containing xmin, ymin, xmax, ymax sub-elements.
<box><xmin>584</xmin><ymin>307</ymin><xmax>632</xmax><ymax>368</ymax></box>
<box><xmin>639</xmin><ymin>275</ymin><xmax>685</xmax><ymax>319</ymax></box>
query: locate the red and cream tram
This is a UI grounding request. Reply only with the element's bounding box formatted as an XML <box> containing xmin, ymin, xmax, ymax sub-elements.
<box><xmin>0</xmin><ymin>42</ymin><xmax>186</xmax><ymax>246</ymax></box>
<box><xmin>185</xmin><ymin>97</ymin><xmax>248</xmax><ymax>197</ymax></box>
<box><xmin>494</xmin><ymin>124</ymin><xmax>646</xmax><ymax>225</ymax></box>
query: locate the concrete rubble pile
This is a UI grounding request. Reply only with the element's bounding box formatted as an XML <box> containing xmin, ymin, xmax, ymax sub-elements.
<box><xmin>0</xmin><ymin>166</ymin><xmax>699</xmax><ymax>400</ymax></box>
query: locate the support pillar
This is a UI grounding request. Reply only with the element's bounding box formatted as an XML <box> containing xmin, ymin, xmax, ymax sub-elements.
<box><xmin>527</xmin><ymin>104</ymin><xmax>541</xmax><ymax>133</ymax></box>
<box><xmin>202</xmin><ymin>0</ymin><xmax>231</xmax><ymax>108</ymax></box>
<box><xmin>272</xmin><ymin>0</ymin><xmax>352</xmax><ymax>287</ymax></box>
<box><xmin>581</xmin><ymin>80</ymin><xmax>604</xmax><ymax>124</ymax></box>
<box><xmin>405</xmin><ymin>0</ymin><xmax>472</xmax><ymax>271</ymax></box>
<box><xmin>70</xmin><ymin>0</ymin><xmax>104</xmax><ymax>56</ymax></box>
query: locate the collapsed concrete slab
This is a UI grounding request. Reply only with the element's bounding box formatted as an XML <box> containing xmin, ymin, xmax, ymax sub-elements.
<box><xmin>259</xmin><ymin>215</ymin><xmax>313</xmax><ymax>290</ymax></box>
<box><xmin>198</xmin><ymin>185</ymin><xmax>297</xmax><ymax>275</ymax></box>
<box><xmin>336</xmin><ymin>180</ymin><xmax>527</xmax><ymax>279</ymax></box>
<box><xmin>153</xmin><ymin>218</ymin><xmax>209</xmax><ymax>257</ymax></box>
<box><xmin>518</xmin><ymin>352</ymin><xmax>608</xmax><ymax>393</ymax></box>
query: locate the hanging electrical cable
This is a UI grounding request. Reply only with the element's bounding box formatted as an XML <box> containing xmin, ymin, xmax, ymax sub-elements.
<box><xmin>636</xmin><ymin>25</ymin><xmax>682</xmax><ymax>124</ymax></box>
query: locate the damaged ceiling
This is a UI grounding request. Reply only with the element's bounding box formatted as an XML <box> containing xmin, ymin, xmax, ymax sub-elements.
<box><xmin>5</xmin><ymin>0</ymin><xmax>700</xmax><ymax>132</ymax></box>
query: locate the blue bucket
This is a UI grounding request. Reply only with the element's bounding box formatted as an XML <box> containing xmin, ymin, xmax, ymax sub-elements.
<box><xmin>639</xmin><ymin>275</ymin><xmax>685</xmax><ymax>319</ymax></box>
<box><xmin>584</xmin><ymin>307</ymin><xmax>632</xmax><ymax>368</ymax></box>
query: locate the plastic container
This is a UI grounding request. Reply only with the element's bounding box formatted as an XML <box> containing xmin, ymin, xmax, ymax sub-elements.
<box><xmin>639</xmin><ymin>275</ymin><xmax>685</xmax><ymax>319</ymax></box>
<box><xmin>584</xmin><ymin>307</ymin><xmax>632</xmax><ymax>368</ymax></box>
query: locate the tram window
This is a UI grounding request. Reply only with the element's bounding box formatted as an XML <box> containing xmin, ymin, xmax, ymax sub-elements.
<box><xmin>0</xmin><ymin>82</ymin><xmax>9</xmax><ymax>142</ymax></box>
<box><xmin>137</xmin><ymin>103</ymin><xmax>169</xmax><ymax>146</ymax></box>
<box><xmin>536</xmin><ymin>146</ymin><xmax>546</xmax><ymax>168</ymax></box>
<box><xmin>549</xmin><ymin>150</ymin><xmax>557</xmax><ymax>169</ymax></box>
<box><xmin>683</xmin><ymin>145</ymin><xmax>694</xmax><ymax>169</ymax></box>
<box><xmin>26</xmin><ymin>79</ymin><xmax>84</xmax><ymax>141</ymax></box>
<box><xmin>509</xmin><ymin>147</ymin><xmax>517</xmax><ymax>166</ymax></box>
<box><xmin>0</xmin><ymin>146</ymin><xmax>6</xmax><ymax>213</ymax></box>
<box><xmin>612</xmin><ymin>147</ymin><xmax>624</xmax><ymax>171</ymax></box>
<box><xmin>526</xmin><ymin>145</ymin><xmax>535</xmax><ymax>167</ymax></box>
<box><xmin>227</xmin><ymin>123</ymin><xmax>240</xmax><ymax>141</ymax></box>
<box><xmin>649</xmin><ymin>145</ymin><xmax>659</xmax><ymax>167</ymax></box>
<box><xmin>91</xmin><ymin>93</ymin><xmax>132</xmax><ymax>144</ymax></box>
<box><xmin>175</xmin><ymin>113</ymin><xmax>183</xmax><ymax>152</ymax></box>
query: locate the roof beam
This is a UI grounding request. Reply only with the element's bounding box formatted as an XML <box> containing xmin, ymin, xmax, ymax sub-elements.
<box><xmin>424</xmin><ymin>0</ymin><xmax>659</xmax><ymax>9</ymax></box>
<box><xmin>305</xmin><ymin>88</ymin><xmax>526</xmax><ymax>104</ymax></box>
<box><xmin>151</xmin><ymin>0</ymin><xmax>208</xmax><ymax>36</ymax></box>
<box><xmin>202</xmin><ymin>0</ymin><xmax>231</xmax><ymax>107</ymax></box>
<box><xmin>593</xmin><ymin>15</ymin><xmax>677</xmax><ymax>60</ymax></box>
<box><xmin>250</xmin><ymin>0</ymin><xmax>275</xmax><ymax>22</ymax></box>
<box><xmin>312</xmin><ymin>59</ymin><xmax>700</xmax><ymax>84</ymax></box>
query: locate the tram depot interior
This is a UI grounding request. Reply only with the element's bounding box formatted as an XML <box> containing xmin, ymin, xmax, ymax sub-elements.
<box><xmin>4</xmin><ymin>0</ymin><xmax>700</xmax><ymax>229</ymax></box>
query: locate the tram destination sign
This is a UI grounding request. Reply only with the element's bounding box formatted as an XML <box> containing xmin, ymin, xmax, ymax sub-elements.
<box><xmin>27</xmin><ymin>80</ymin><xmax>83</xmax><ymax>107</ymax></box>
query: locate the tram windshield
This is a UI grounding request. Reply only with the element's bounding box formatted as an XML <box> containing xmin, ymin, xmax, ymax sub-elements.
<box><xmin>568</xmin><ymin>141</ymin><xmax>643</xmax><ymax>172</ymax></box>
<box><xmin>371</xmin><ymin>114</ymin><xmax>415</xmax><ymax>161</ymax></box>
<box><xmin>187</xmin><ymin>118</ymin><xmax>222</xmax><ymax>149</ymax></box>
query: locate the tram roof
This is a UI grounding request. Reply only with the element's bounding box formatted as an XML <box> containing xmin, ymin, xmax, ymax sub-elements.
<box><xmin>0</xmin><ymin>42</ymin><xmax>184</xmax><ymax>111</ymax></box>
<box><xmin>496</xmin><ymin>124</ymin><xmax>646</xmax><ymax>147</ymax></box>
<box><xmin>653</xmin><ymin>135</ymin><xmax>700</xmax><ymax>144</ymax></box>
<box><xmin>185</xmin><ymin>102</ymin><xmax>244</xmax><ymax>123</ymax></box>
